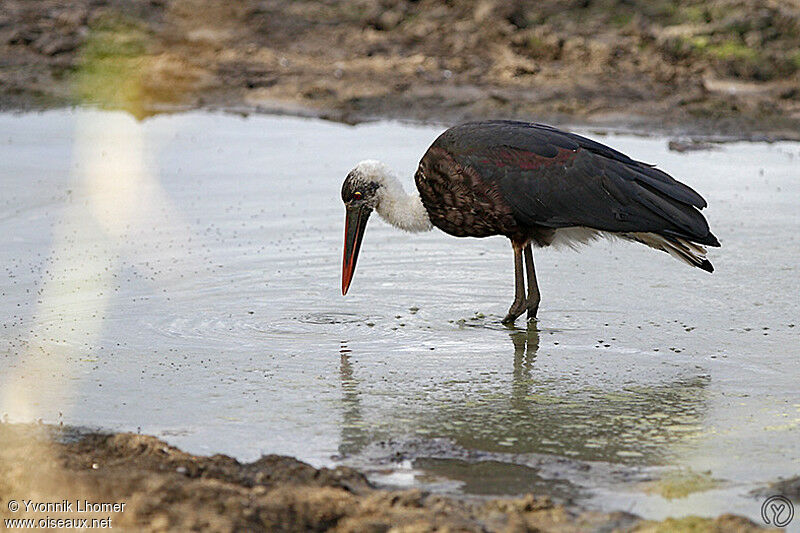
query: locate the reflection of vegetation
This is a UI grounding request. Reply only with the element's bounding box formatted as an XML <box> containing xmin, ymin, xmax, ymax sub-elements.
<box><xmin>641</xmin><ymin>468</ymin><xmax>719</xmax><ymax>499</ymax></box>
<box><xmin>74</xmin><ymin>13</ymin><xmax>152</xmax><ymax>117</ymax></box>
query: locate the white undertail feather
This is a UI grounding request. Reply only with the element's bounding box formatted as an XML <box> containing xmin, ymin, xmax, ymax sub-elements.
<box><xmin>622</xmin><ymin>232</ymin><xmax>710</xmax><ymax>269</ymax></box>
<box><xmin>549</xmin><ymin>226</ymin><xmax>709</xmax><ymax>269</ymax></box>
<box><xmin>549</xmin><ymin>227</ymin><xmax>606</xmax><ymax>250</ymax></box>
<box><xmin>354</xmin><ymin>160</ymin><xmax>433</xmax><ymax>233</ymax></box>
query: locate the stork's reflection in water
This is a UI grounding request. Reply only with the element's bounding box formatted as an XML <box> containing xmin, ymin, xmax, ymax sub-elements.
<box><xmin>338</xmin><ymin>341</ymin><xmax>367</xmax><ymax>458</ymax></box>
<box><xmin>510</xmin><ymin>324</ymin><xmax>540</xmax><ymax>410</ymax></box>
<box><xmin>335</xmin><ymin>324</ymin><xmax>708</xmax><ymax>478</ymax></box>
<box><xmin>336</xmin><ymin>323</ymin><xmax>542</xmax><ymax>459</ymax></box>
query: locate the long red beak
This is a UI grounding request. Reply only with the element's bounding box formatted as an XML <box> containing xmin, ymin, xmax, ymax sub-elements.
<box><xmin>342</xmin><ymin>205</ymin><xmax>372</xmax><ymax>295</ymax></box>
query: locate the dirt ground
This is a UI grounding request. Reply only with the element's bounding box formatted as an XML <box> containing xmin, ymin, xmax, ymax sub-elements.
<box><xmin>1</xmin><ymin>0</ymin><xmax>800</xmax><ymax>138</ymax></box>
<box><xmin>0</xmin><ymin>424</ymin><xmax>768</xmax><ymax>532</ymax></box>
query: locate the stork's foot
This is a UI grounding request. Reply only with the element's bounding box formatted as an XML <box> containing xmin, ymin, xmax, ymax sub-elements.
<box><xmin>526</xmin><ymin>291</ymin><xmax>540</xmax><ymax>320</ymax></box>
<box><xmin>502</xmin><ymin>297</ymin><xmax>529</xmax><ymax>324</ymax></box>
<box><xmin>502</xmin><ymin>298</ymin><xmax>539</xmax><ymax>324</ymax></box>
<box><xmin>526</xmin><ymin>300</ymin><xmax>539</xmax><ymax>320</ymax></box>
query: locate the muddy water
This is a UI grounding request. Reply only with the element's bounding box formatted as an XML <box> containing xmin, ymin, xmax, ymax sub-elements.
<box><xmin>1</xmin><ymin>110</ymin><xmax>798</xmax><ymax>522</ymax></box>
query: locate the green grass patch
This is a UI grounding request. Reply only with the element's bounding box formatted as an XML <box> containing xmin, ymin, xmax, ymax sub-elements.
<box><xmin>688</xmin><ymin>36</ymin><xmax>709</xmax><ymax>51</ymax></box>
<box><xmin>705</xmin><ymin>40</ymin><xmax>757</xmax><ymax>61</ymax></box>
<box><xmin>679</xmin><ymin>6</ymin><xmax>709</xmax><ymax>24</ymax></box>
<box><xmin>790</xmin><ymin>50</ymin><xmax>800</xmax><ymax>70</ymax></box>
<box><xmin>611</xmin><ymin>12</ymin><xmax>633</xmax><ymax>28</ymax></box>
<box><xmin>525</xmin><ymin>35</ymin><xmax>548</xmax><ymax>55</ymax></box>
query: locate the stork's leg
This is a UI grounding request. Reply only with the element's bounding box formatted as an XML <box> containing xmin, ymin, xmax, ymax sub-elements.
<box><xmin>524</xmin><ymin>244</ymin><xmax>540</xmax><ymax>319</ymax></box>
<box><xmin>502</xmin><ymin>242</ymin><xmax>527</xmax><ymax>324</ymax></box>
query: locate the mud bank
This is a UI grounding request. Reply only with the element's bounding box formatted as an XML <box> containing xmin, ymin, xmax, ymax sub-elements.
<box><xmin>1</xmin><ymin>0</ymin><xmax>800</xmax><ymax>138</ymax></box>
<box><xmin>0</xmin><ymin>424</ymin><xmax>767</xmax><ymax>532</ymax></box>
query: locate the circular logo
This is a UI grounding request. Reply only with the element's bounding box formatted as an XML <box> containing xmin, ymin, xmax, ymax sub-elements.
<box><xmin>761</xmin><ymin>495</ymin><xmax>794</xmax><ymax>528</ymax></box>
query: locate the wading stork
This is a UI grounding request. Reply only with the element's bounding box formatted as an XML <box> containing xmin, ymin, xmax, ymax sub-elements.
<box><xmin>340</xmin><ymin>120</ymin><xmax>719</xmax><ymax>324</ymax></box>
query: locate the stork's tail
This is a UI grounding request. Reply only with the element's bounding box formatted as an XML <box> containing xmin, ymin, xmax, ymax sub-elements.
<box><xmin>622</xmin><ymin>232</ymin><xmax>714</xmax><ymax>273</ymax></box>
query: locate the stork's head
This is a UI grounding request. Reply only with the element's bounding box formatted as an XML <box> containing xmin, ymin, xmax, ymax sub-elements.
<box><xmin>340</xmin><ymin>160</ymin><xmax>390</xmax><ymax>295</ymax></box>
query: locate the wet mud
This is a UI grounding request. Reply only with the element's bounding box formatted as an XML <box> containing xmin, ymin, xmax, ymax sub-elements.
<box><xmin>1</xmin><ymin>0</ymin><xmax>800</xmax><ymax>138</ymax></box>
<box><xmin>0</xmin><ymin>424</ymin><xmax>768</xmax><ymax>532</ymax></box>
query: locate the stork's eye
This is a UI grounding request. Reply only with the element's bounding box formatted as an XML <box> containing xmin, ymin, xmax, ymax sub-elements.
<box><xmin>353</xmin><ymin>191</ymin><xmax>363</xmax><ymax>200</ymax></box>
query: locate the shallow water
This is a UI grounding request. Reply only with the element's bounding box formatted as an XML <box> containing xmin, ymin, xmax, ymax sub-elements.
<box><xmin>1</xmin><ymin>109</ymin><xmax>798</xmax><ymax>523</ymax></box>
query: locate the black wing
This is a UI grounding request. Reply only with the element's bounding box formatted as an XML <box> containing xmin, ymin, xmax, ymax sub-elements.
<box><xmin>431</xmin><ymin>120</ymin><xmax>720</xmax><ymax>246</ymax></box>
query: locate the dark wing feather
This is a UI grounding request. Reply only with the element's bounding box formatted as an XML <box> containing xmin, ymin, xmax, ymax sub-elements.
<box><xmin>431</xmin><ymin>121</ymin><xmax>719</xmax><ymax>246</ymax></box>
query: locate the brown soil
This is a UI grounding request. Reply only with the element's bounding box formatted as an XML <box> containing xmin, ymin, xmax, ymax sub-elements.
<box><xmin>0</xmin><ymin>424</ymin><xmax>768</xmax><ymax>532</ymax></box>
<box><xmin>1</xmin><ymin>0</ymin><xmax>800</xmax><ymax>138</ymax></box>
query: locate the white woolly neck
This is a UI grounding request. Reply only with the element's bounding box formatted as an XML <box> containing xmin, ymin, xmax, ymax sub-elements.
<box><xmin>354</xmin><ymin>160</ymin><xmax>433</xmax><ymax>233</ymax></box>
